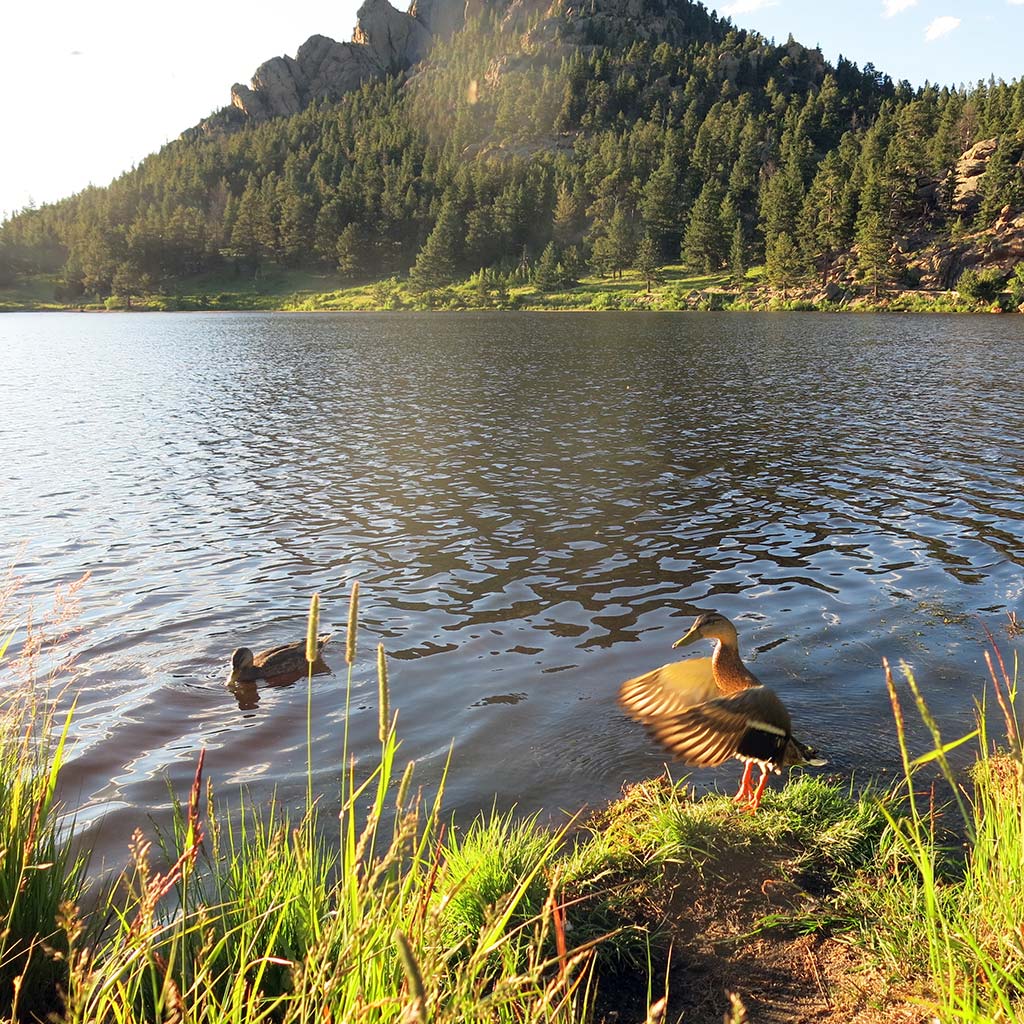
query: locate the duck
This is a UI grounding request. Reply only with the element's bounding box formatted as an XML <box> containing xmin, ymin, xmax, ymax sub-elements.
<box><xmin>618</xmin><ymin>612</ymin><xmax>825</xmax><ymax>811</ymax></box>
<box><xmin>228</xmin><ymin>634</ymin><xmax>333</xmax><ymax>684</ymax></box>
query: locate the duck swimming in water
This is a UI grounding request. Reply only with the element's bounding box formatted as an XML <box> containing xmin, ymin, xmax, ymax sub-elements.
<box><xmin>619</xmin><ymin>612</ymin><xmax>825</xmax><ymax>811</ymax></box>
<box><xmin>228</xmin><ymin>634</ymin><xmax>333</xmax><ymax>684</ymax></box>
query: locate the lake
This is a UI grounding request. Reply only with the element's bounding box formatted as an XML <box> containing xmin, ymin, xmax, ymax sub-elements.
<box><xmin>2</xmin><ymin>311</ymin><xmax>1022</xmax><ymax>869</ymax></box>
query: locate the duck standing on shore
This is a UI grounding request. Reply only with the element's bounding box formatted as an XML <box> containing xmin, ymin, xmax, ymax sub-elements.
<box><xmin>619</xmin><ymin>612</ymin><xmax>825</xmax><ymax>811</ymax></box>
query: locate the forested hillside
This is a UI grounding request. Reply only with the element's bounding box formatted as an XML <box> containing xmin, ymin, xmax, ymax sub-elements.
<box><xmin>3</xmin><ymin>0</ymin><xmax>1024</xmax><ymax>307</ymax></box>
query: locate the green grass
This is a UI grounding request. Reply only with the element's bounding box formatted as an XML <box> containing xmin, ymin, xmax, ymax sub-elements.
<box><xmin>2</xmin><ymin>261</ymin><xmax>1013</xmax><ymax>314</ymax></box>
<box><xmin>827</xmin><ymin>654</ymin><xmax>1024</xmax><ymax>1022</ymax></box>
<box><xmin>284</xmin><ymin>264</ymin><xmax>743</xmax><ymax>312</ymax></box>
<box><xmin>0</xmin><ymin>687</ymin><xmax>89</xmax><ymax>1020</ymax></box>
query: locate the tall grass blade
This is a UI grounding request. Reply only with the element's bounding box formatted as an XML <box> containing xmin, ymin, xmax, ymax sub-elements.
<box><xmin>377</xmin><ymin>642</ymin><xmax>390</xmax><ymax>745</ymax></box>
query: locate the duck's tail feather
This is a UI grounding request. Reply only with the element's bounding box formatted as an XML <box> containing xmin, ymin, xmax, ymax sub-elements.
<box><xmin>786</xmin><ymin>737</ymin><xmax>828</xmax><ymax>767</ymax></box>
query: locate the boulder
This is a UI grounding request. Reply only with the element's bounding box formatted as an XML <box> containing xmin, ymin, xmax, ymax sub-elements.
<box><xmin>953</xmin><ymin>137</ymin><xmax>998</xmax><ymax>213</ymax></box>
<box><xmin>819</xmin><ymin>281</ymin><xmax>846</xmax><ymax>303</ymax></box>
<box><xmin>353</xmin><ymin>0</ymin><xmax>433</xmax><ymax>72</ymax></box>
<box><xmin>229</xmin><ymin>0</ymin><xmax>435</xmax><ymax>124</ymax></box>
<box><xmin>230</xmin><ymin>31</ymin><xmax>392</xmax><ymax>121</ymax></box>
<box><xmin>233</xmin><ymin>55</ymin><xmax>304</xmax><ymax>119</ymax></box>
<box><xmin>298</xmin><ymin>35</ymin><xmax>386</xmax><ymax>99</ymax></box>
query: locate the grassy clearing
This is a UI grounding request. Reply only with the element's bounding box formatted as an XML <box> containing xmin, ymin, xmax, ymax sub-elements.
<box><xmin>1</xmin><ymin>580</ymin><xmax>1022</xmax><ymax>1021</ymax></box>
<box><xmin>4</xmin><ymin>262</ymin><xmax>1006</xmax><ymax>313</ymax></box>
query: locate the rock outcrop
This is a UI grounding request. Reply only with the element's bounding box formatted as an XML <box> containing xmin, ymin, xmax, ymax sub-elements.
<box><xmin>953</xmin><ymin>137</ymin><xmax>998</xmax><ymax>213</ymax></box>
<box><xmin>228</xmin><ymin>0</ymin><xmax>439</xmax><ymax>124</ymax></box>
<box><xmin>353</xmin><ymin>0</ymin><xmax>433</xmax><ymax>71</ymax></box>
<box><xmin>231</xmin><ymin>34</ymin><xmax>386</xmax><ymax>121</ymax></box>
<box><xmin>408</xmin><ymin>0</ymin><xmax>468</xmax><ymax>37</ymax></box>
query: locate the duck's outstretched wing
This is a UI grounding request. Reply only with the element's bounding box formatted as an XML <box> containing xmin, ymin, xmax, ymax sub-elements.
<box><xmin>619</xmin><ymin>656</ymin><xmax>718</xmax><ymax>723</ymax></box>
<box><xmin>643</xmin><ymin>686</ymin><xmax>794</xmax><ymax>768</ymax></box>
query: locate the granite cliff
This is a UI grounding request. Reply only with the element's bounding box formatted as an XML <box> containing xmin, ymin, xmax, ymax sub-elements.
<box><xmin>188</xmin><ymin>0</ymin><xmax>466</xmax><ymax>135</ymax></box>
<box><xmin>189</xmin><ymin>0</ymin><xmax>730</xmax><ymax>137</ymax></box>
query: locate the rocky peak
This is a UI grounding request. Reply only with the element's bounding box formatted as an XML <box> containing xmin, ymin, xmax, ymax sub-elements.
<box><xmin>227</xmin><ymin>0</ymin><xmax>445</xmax><ymax>125</ymax></box>
<box><xmin>200</xmin><ymin>0</ymin><xmax>726</xmax><ymax>133</ymax></box>
<box><xmin>353</xmin><ymin>0</ymin><xmax>433</xmax><ymax>72</ymax></box>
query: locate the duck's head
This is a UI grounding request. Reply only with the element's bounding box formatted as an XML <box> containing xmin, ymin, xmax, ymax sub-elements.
<box><xmin>228</xmin><ymin>647</ymin><xmax>255</xmax><ymax>684</ymax></box>
<box><xmin>672</xmin><ymin>611</ymin><xmax>738</xmax><ymax>649</ymax></box>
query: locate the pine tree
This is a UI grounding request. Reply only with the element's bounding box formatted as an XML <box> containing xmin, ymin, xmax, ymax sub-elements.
<box><xmin>409</xmin><ymin>201</ymin><xmax>461</xmax><ymax>291</ymax></box>
<box><xmin>553</xmin><ymin>182</ymin><xmax>582</xmax><ymax>247</ymax></box>
<box><xmin>590</xmin><ymin>235</ymin><xmax>616</xmax><ymax>278</ymax></box>
<box><xmin>606</xmin><ymin>206</ymin><xmax>636</xmax><ymax>279</ymax></box>
<box><xmin>230</xmin><ymin>181</ymin><xmax>262</xmax><ymax>270</ymax></box>
<box><xmin>728</xmin><ymin>219</ymin><xmax>746</xmax><ymax>288</ymax></box>
<box><xmin>533</xmin><ymin>242</ymin><xmax>565</xmax><ymax>291</ymax></box>
<box><xmin>111</xmin><ymin>260</ymin><xmax>151</xmax><ymax>308</ymax></box>
<box><xmin>634</xmin><ymin>234</ymin><xmax>662</xmax><ymax>290</ymax></box>
<box><xmin>765</xmin><ymin>232</ymin><xmax>801</xmax><ymax>300</ymax></box>
<box><xmin>640</xmin><ymin>152</ymin><xmax>681</xmax><ymax>258</ymax></box>
<box><xmin>464</xmin><ymin>206</ymin><xmax>496</xmax><ymax>269</ymax></box>
<box><xmin>681</xmin><ymin>180</ymin><xmax>724</xmax><ymax>273</ymax></box>
<box><xmin>759</xmin><ymin>155</ymin><xmax>806</xmax><ymax>244</ymax></box>
<box><xmin>855</xmin><ymin>210</ymin><xmax>891</xmax><ymax>298</ymax></box>
<box><xmin>278</xmin><ymin>187</ymin><xmax>315</xmax><ymax>267</ymax></box>
<box><xmin>314</xmin><ymin>197</ymin><xmax>347</xmax><ymax>266</ymax></box>
<box><xmin>798</xmin><ymin>153</ymin><xmax>848</xmax><ymax>285</ymax></box>
<box><xmin>336</xmin><ymin>224</ymin><xmax>360</xmax><ymax>280</ymax></box>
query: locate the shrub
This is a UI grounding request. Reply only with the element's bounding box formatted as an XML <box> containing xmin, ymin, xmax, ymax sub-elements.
<box><xmin>1006</xmin><ymin>263</ymin><xmax>1024</xmax><ymax>308</ymax></box>
<box><xmin>957</xmin><ymin>267</ymin><xmax>1007</xmax><ymax>303</ymax></box>
<box><xmin>589</xmin><ymin>291</ymin><xmax>626</xmax><ymax>310</ymax></box>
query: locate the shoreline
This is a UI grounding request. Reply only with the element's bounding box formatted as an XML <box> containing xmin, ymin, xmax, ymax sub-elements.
<box><xmin>2</xmin><ymin>302</ymin><xmax>1014</xmax><ymax>315</ymax></box>
<box><xmin>3</xmin><ymin>263</ymin><xmax>1016</xmax><ymax>316</ymax></box>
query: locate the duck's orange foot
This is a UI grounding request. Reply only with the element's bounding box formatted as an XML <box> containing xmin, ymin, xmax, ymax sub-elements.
<box><xmin>732</xmin><ymin>762</ymin><xmax>755</xmax><ymax>804</ymax></box>
<box><xmin>738</xmin><ymin>769</ymin><xmax>771</xmax><ymax>813</ymax></box>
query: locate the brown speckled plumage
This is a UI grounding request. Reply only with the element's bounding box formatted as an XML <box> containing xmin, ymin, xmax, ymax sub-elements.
<box><xmin>619</xmin><ymin>612</ymin><xmax>824</xmax><ymax>811</ymax></box>
<box><xmin>229</xmin><ymin>633</ymin><xmax>332</xmax><ymax>683</ymax></box>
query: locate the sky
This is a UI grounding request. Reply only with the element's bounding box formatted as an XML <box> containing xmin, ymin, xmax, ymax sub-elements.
<box><xmin>2</xmin><ymin>0</ymin><xmax>1023</xmax><ymax>219</ymax></box>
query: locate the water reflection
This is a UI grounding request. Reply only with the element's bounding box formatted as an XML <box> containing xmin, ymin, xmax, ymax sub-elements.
<box><xmin>228</xmin><ymin>659</ymin><xmax>333</xmax><ymax>711</ymax></box>
<box><xmin>1</xmin><ymin>311</ymin><xmax>1022</xmax><ymax>869</ymax></box>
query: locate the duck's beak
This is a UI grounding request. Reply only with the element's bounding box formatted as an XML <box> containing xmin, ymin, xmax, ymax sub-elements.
<box><xmin>227</xmin><ymin>668</ymin><xmax>241</xmax><ymax>685</ymax></box>
<box><xmin>672</xmin><ymin>622</ymin><xmax>702</xmax><ymax>649</ymax></box>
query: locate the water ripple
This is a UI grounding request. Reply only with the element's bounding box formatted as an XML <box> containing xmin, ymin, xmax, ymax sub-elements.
<box><xmin>1</xmin><ymin>311</ymin><xmax>1022</xmax><ymax>860</ymax></box>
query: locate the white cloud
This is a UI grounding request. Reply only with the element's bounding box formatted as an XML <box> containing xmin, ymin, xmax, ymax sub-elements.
<box><xmin>924</xmin><ymin>15</ymin><xmax>961</xmax><ymax>40</ymax></box>
<box><xmin>1009</xmin><ymin>0</ymin><xmax>1024</xmax><ymax>6</ymax></box>
<box><xmin>882</xmin><ymin>0</ymin><xmax>917</xmax><ymax>15</ymax></box>
<box><xmin>719</xmin><ymin>0</ymin><xmax>779</xmax><ymax>16</ymax></box>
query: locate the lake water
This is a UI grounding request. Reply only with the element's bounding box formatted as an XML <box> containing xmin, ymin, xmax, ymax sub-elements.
<box><xmin>2</xmin><ymin>311</ymin><xmax>1023</xmax><ymax>868</ymax></box>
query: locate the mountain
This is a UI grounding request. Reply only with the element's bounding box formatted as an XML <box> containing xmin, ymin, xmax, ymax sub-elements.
<box><xmin>2</xmin><ymin>0</ymin><xmax>1023</xmax><ymax>307</ymax></box>
<box><xmin>191</xmin><ymin>0</ymin><xmax>730</xmax><ymax>134</ymax></box>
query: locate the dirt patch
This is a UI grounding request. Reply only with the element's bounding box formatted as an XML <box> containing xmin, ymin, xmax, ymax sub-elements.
<box><xmin>595</xmin><ymin>837</ymin><xmax>931</xmax><ymax>1024</ymax></box>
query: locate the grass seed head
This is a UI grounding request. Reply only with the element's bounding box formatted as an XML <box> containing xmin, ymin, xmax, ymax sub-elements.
<box><xmin>346</xmin><ymin>581</ymin><xmax>360</xmax><ymax>665</ymax></box>
<box><xmin>306</xmin><ymin>593</ymin><xmax>320</xmax><ymax>664</ymax></box>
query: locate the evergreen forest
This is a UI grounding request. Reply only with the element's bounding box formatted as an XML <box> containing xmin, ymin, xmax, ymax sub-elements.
<box><xmin>3</xmin><ymin>0</ymin><xmax>1024</xmax><ymax>308</ymax></box>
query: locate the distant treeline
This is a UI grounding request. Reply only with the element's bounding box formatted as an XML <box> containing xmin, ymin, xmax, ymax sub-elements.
<box><xmin>2</xmin><ymin>6</ymin><xmax>1023</xmax><ymax>300</ymax></box>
